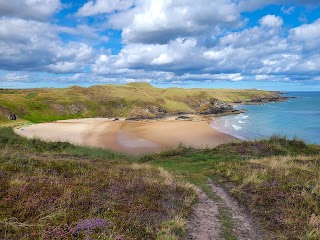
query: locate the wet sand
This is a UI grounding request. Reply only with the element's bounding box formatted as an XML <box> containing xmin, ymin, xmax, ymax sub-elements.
<box><xmin>15</xmin><ymin>118</ymin><xmax>239</xmax><ymax>155</ymax></box>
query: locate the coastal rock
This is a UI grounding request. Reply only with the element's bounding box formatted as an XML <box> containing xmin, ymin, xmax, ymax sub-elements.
<box><xmin>244</xmin><ymin>96</ymin><xmax>288</xmax><ymax>104</ymax></box>
<box><xmin>70</xmin><ymin>104</ymin><xmax>83</xmax><ymax>114</ymax></box>
<box><xmin>127</xmin><ymin>106</ymin><xmax>156</xmax><ymax>120</ymax></box>
<box><xmin>196</xmin><ymin>98</ymin><xmax>234</xmax><ymax>115</ymax></box>
<box><xmin>51</xmin><ymin>103</ymin><xmax>86</xmax><ymax>114</ymax></box>
<box><xmin>127</xmin><ymin>105</ymin><xmax>166</xmax><ymax>120</ymax></box>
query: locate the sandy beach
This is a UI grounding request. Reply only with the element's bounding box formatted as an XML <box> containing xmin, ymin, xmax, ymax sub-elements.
<box><xmin>15</xmin><ymin>117</ymin><xmax>239</xmax><ymax>155</ymax></box>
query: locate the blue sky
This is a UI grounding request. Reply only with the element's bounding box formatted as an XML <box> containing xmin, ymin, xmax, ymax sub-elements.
<box><xmin>0</xmin><ymin>0</ymin><xmax>320</xmax><ymax>91</ymax></box>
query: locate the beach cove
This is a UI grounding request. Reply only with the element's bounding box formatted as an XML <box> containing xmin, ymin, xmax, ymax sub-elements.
<box><xmin>15</xmin><ymin>117</ymin><xmax>239</xmax><ymax>155</ymax></box>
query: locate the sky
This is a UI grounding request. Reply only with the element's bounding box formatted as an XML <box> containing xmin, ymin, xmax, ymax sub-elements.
<box><xmin>0</xmin><ymin>0</ymin><xmax>320</xmax><ymax>91</ymax></box>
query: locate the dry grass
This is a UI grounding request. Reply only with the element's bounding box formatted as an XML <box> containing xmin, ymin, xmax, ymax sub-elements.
<box><xmin>0</xmin><ymin>128</ymin><xmax>195</xmax><ymax>239</ymax></box>
<box><xmin>210</xmin><ymin>154</ymin><xmax>320</xmax><ymax>239</ymax></box>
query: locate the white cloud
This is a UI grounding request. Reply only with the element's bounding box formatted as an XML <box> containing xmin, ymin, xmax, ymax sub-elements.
<box><xmin>151</xmin><ymin>54</ymin><xmax>174</xmax><ymax>65</ymax></box>
<box><xmin>0</xmin><ymin>18</ymin><xmax>94</xmax><ymax>73</ymax></box>
<box><xmin>259</xmin><ymin>15</ymin><xmax>283</xmax><ymax>28</ymax></box>
<box><xmin>1</xmin><ymin>0</ymin><xmax>320</xmax><ymax>87</ymax></box>
<box><xmin>290</xmin><ymin>18</ymin><xmax>320</xmax><ymax>51</ymax></box>
<box><xmin>281</xmin><ymin>6</ymin><xmax>295</xmax><ymax>14</ymax></box>
<box><xmin>90</xmin><ymin>13</ymin><xmax>320</xmax><ymax>83</ymax></box>
<box><xmin>114</xmin><ymin>0</ymin><xmax>241</xmax><ymax>44</ymax></box>
<box><xmin>77</xmin><ymin>0</ymin><xmax>135</xmax><ymax>17</ymax></box>
<box><xmin>93</xmin><ymin>38</ymin><xmax>201</xmax><ymax>74</ymax></box>
<box><xmin>0</xmin><ymin>0</ymin><xmax>61</xmax><ymax>21</ymax></box>
<box><xmin>4</xmin><ymin>73</ymin><xmax>29</xmax><ymax>82</ymax></box>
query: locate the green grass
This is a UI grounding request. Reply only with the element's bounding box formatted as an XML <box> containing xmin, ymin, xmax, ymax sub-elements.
<box><xmin>0</xmin><ymin>83</ymin><xmax>282</xmax><ymax>123</ymax></box>
<box><xmin>24</xmin><ymin>93</ymin><xmax>38</xmax><ymax>99</ymax></box>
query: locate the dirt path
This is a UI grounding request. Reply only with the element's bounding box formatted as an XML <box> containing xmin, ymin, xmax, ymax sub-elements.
<box><xmin>185</xmin><ymin>187</ymin><xmax>221</xmax><ymax>239</ymax></box>
<box><xmin>185</xmin><ymin>182</ymin><xmax>264</xmax><ymax>240</ymax></box>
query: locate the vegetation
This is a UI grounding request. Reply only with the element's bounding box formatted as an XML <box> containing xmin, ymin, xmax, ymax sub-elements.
<box><xmin>0</xmin><ymin>83</ymin><xmax>282</xmax><ymax>123</ymax></box>
<box><xmin>1</xmin><ymin>123</ymin><xmax>319</xmax><ymax>239</ymax></box>
<box><xmin>146</xmin><ymin>137</ymin><xmax>320</xmax><ymax>240</ymax></box>
<box><xmin>0</xmin><ymin>128</ymin><xmax>195</xmax><ymax>239</ymax></box>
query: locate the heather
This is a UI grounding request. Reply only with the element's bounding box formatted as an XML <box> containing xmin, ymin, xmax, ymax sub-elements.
<box><xmin>0</xmin><ymin>128</ymin><xmax>195</xmax><ymax>239</ymax></box>
<box><xmin>1</xmin><ymin>126</ymin><xmax>320</xmax><ymax>239</ymax></box>
<box><xmin>147</xmin><ymin>138</ymin><xmax>320</xmax><ymax>239</ymax></box>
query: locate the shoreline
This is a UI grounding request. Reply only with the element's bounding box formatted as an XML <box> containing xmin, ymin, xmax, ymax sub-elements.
<box><xmin>15</xmin><ymin>116</ymin><xmax>240</xmax><ymax>155</ymax></box>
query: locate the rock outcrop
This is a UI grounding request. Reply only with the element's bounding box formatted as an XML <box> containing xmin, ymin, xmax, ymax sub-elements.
<box><xmin>196</xmin><ymin>98</ymin><xmax>234</xmax><ymax>115</ymax></box>
<box><xmin>127</xmin><ymin>105</ymin><xmax>167</xmax><ymax>120</ymax></box>
<box><xmin>51</xmin><ymin>103</ymin><xmax>86</xmax><ymax>115</ymax></box>
<box><xmin>126</xmin><ymin>99</ymin><xmax>236</xmax><ymax>120</ymax></box>
<box><xmin>0</xmin><ymin>105</ymin><xmax>17</xmax><ymax>120</ymax></box>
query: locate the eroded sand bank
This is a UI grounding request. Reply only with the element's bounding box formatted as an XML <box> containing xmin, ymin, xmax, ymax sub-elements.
<box><xmin>15</xmin><ymin>118</ymin><xmax>239</xmax><ymax>155</ymax></box>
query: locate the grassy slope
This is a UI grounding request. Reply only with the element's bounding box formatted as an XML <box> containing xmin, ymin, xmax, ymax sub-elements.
<box><xmin>0</xmin><ymin>83</ymin><xmax>280</xmax><ymax>123</ymax></box>
<box><xmin>0</xmin><ymin>128</ymin><xmax>195</xmax><ymax>240</ymax></box>
<box><xmin>1</xmin><ymin>126</ymin><xmax>319</xmax><ymax>239</ymax></box>
<box><xmin>144</xmin><ymin>137</ymin><xmax>320</xmax><ymax>240</ymax></box>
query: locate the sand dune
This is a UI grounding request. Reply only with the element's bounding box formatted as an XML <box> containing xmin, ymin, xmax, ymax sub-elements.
<box><xmin>15</xmin><ymin>118</ymin><xmax>239</xmax><ymax>155</ymax></box>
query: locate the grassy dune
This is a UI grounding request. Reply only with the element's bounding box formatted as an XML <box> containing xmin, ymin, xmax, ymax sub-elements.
<box><xmin>0</xmin><ymin>83</ymin><xmax>281</xmax><ymax>123</ymax></box>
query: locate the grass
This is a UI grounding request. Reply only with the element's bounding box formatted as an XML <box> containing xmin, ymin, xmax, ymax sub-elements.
<box><xmin>209</xmin><ymin>155</ymin><xmax>320</xmax><ymax>239</ymax></box>
<box><xmin>0</xmin><ymin>83</ymin><xmax>282</xmax><ymax>123</ymax></box>
<box><xmin>1</xmin><ymin>125</ymin><xmax>319</xmax><ymax>239</ymax></box>
<box><xmin>0</xmin><ymin>128</ymin><xmax>196</xmax><ymax>239</ymax></box>
<box><xmin>145</xmin><ymin>137</ymin><xmax>320</xmax><ymax>240</ymax></box>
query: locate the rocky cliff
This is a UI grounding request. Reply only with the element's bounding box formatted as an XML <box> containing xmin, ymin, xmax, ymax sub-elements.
<box><xmin>0</xmin><ymin>84</ymin><xmax>286</xmax><ymax>123</ymax></box>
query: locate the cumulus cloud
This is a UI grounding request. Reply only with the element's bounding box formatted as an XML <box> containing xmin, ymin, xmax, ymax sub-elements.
<box><xmin>1</xmin><ymin>0</ymin><xmax>320</xmax><ymax>87</ymax></box>
<box><xmin>0</xmin><ymin>18</ymin><xmax>94</xmax><ymax>73</ymax></box>
<box><xmin>77</xmin><ymin>0</ymin><xmax>135</xmax><ymax>16</ymax></box>
<box><xmin>89</xmin><ymin>12</ymin><xmax>320</xmax><ymax>83</ymax></box>
<box><xmin>259</xmin><ymin>15</ymin><xmax>283</xmax><ymax>28</ymax></box>
<box><xmin>290</xmin><ymin>18</ymin><xmax>320</xmax><ymax>51</ymax></box>
<box><xmin>0</xmin><ymin>0</ymin><xmax>61</xmax><ymax>21</ymax></box>
<box><xmin>92</xmin><ymin>38</ymin><xmax>204</xmax><ymax>74</ymax></box>
<box><xmin>113</xmin><ymin>0</ymin><xmax>241</xmax><ymax>44</ymax></box>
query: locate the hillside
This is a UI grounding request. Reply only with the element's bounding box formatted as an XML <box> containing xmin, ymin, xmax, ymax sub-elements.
<box><xmin>0</xmin><ymin>83</ymin><xmax>285</xmax><ymax>123</ymax></box>
<box><xmin>0</xmin><ymin>127</ymin><xmax>195</xmax><ymax>239</ymax></box>
<box><xmin>0</xmin><ymin>128</ymin><xmax>319</xmax><ymax>239</ymax></box>
<box><xmin>147</xmin><ymin>137</ymin><xmax>320</xmax><ymax>239</ymax></box>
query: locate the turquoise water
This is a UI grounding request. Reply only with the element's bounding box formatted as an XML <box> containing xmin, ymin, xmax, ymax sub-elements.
<box><xmin>211</xmin><ymin>92</ymin><xmax>320</xmax><ymax>144</ymax></box>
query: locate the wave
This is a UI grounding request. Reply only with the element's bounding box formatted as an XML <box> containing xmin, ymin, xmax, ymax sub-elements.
<box><xmin>232</xmin><ymin>124</ymin><xmax>242</xmax><ymax>131</ymax></box>
<box><xmin>211</xmin><ymin>115</ymin><xmax>266</xmax><ymax>141</ymax></box>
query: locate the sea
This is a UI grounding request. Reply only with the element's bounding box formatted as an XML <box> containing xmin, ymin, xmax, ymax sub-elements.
<box><xmin>211</xmin><ymin>92</ymin><xmax>320</xmax><ymax>144</ymax></box>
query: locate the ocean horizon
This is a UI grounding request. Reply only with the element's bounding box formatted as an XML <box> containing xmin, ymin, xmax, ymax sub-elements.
<box><xmin>211</xmin><ymin>92</ymin><xmax>320</xmax><ymax>144</ymax></box>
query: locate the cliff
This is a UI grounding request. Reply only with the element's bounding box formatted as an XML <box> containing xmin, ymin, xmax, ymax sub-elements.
<box><xmin>0</xmin><ymin>83</ymin><xmax>286</xmax><ymax>123</ymax></box>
